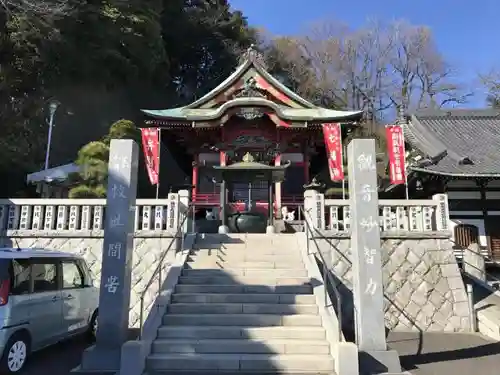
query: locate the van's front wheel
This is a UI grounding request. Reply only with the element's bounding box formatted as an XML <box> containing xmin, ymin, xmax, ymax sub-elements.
<box><xmin>0</xmin><ymin>332</ymin><xmax>30</xmax><ymax>374</ymax></box>
<box><xmin>87</xmin><ymin>310</ymin><xmax>98</xmax><ymax>342</ymax></box>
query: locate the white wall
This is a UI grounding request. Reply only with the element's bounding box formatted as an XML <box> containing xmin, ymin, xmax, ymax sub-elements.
<box><xmin>447</xmin><ymin>191</ymin><xmax>481</xmax><ymax>200</ymax></box>
<box><xmin>447</xmin><ymin>180</ymin><xmax>478</xmax><ymax>189</ymax></box>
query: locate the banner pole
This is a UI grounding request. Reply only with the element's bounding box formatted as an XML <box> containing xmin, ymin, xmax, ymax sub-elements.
<box><xmin>340</xmin><ymin>124</ymin><xmax>346</xmax><ymax>200</ymax></box>
<box><xmin>155</xmin><ymin>128</ymin><xmax>161</xmax><ymax>199</ymax></box>
<box><xmin>400</xmin><ymin>124</ymin><xmax>409</xmax><ymax>200</ymax></box>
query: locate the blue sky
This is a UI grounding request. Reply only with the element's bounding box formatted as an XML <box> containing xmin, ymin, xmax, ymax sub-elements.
<box><xmin>229</xmin><ymin>0</ymin><xmax>499</xmax><ymax>107</ymax></box>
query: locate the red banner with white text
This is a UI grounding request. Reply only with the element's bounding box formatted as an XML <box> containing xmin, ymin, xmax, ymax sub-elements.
<box><xmin>322</xmin><ymin>123</ymin><xmax>344</xmax><ymax>181</ymax></box>
<box><xmin>386</xmin><ymin>125</ymin><xmax>407</xmax><ymax>185</ymax></box>
<box><xmin>141</xmin><ymin>128</ymin><xmax>160</xmax><ymax>185</ymax></box>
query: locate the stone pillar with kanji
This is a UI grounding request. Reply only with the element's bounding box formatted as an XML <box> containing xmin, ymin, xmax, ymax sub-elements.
<box><xmin>347</xmin><ymin>138</ymin><xmax>405</xmax><ymax>374</ymax></box>
<box><xmin>80</xmin><ymin>139</ymin><xmax>139</xmax><ymax>372</ymax></box>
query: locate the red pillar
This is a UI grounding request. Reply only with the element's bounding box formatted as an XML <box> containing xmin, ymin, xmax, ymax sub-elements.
<box><xmin>274</xmin><ymin>153</ymin><xmax>281</xmax><ymax>217</ymax></box>
<box><xmin>192</xmin><ymin>154</ymin><xmax>198</xmax><ymax>199</ymax></box>
<box><xmin>220</xmin><ymin>126</ymin><xmax>226</xmax><ymax>166</ymax></box>
<box><xmin>219</xmin><ymin>151</ymin><xmax>226</xmax><ymax>209</ymax></box>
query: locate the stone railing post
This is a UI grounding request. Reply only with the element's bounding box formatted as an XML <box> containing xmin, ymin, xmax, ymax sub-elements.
<box><xmin>433</xmin><ymin>193</ymin><xmax>450</xmax><ymax>231</ymax></box>
<box><xmin>304</xmin><ymin>189</ymin><xmax>325</xmax><ymax>232</ymax></box>
<box><xmin>463</xmin><ymin>242</ymin><xmax>486</xmax><ymax>281</ymax></box>
<box><xmin>178</xmin><ymin>189</ymin><xmax>190</xmax><ymax>233</ymax></box>
<box><xmin>166</xmin><ymin>193</ymin><xmax>180</xmax><ymax>233</ymax></box>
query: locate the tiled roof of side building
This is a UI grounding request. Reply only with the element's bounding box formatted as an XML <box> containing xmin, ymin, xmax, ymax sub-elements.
<box><xmin>406</xmin><ymin>108</ymin><xmax>500</xmax><ymax>177</ymax></box>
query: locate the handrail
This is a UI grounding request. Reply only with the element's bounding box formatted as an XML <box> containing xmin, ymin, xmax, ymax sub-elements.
<box><xmin>457</xmin><ymin>245</ymin><xmax>500</xmax><ymax>287</ymax></box>
<box><xmin>0</xmin><ymin>198</ymin><xmax>173</xmax><ymax>205</ymax></box>
<box><xmin>454</xmin><ymin>243</ymin><xmax>500</xmax><ymax>332</ymax></box>
<box><xmin>299</xmin><ymin>206</ymin><xmax>343</xmax><ymax>342</ymax></box>
<box><xmin>138</xmin><ymin>204</ymin><xmax>192</xmax><ymax>339</ymax></box>
<box><xmin>324</xmin><ymin>198</ymin><xmax>439</xmax><ymax>207</ymax></box>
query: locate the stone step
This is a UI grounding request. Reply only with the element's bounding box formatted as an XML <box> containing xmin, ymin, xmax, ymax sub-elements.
<box><xmin>171</xmin><ymin>293</ymin><xmax>316</xmax><ymax>305</ymax></box>
<box><xmin>151</xmin><ymin>339</ymin><xmax>330</xmax><ymax>355</ymax></box>
<box><xmin>177</xmin><ymin>276</ymin><xmax>311</xmax><ymax>286</ymax></box>
<box><xmin>174</xmin><ymin>284</ymin><xmax>312</xmax><ymax>295</ymax></box>
<box><xmin>162</xmin><ymin>314</ymin><xmax>322</xmax><ymax>327</ymax></box>
<box><xmin>181</xmin><ymin>268</ymin><xmax>308</xmax><ymax>277</ymax></box>
<box><xmin>188</xmin><ymin>253</ymin><xmax>303</xmax><ymax>262</ymax></box>
<box><xmin>167</xmin><ymin>303</ymin><xmax>318</xmax><ymax>315</ymax></box>
<box><xmin>146</xmin><ymin>353</ymin><xmax>334</xmax><ymax>372</ymax></box>
<box><xmin>192</xmin><ymin>247</ymin><xmax>300</xmax><ymax>255</ymax></box>
<box><xmin>157</xmin><ymin>326</ymin><xmax>327</xmax><ymax>340</ymax></box>
<box><xmin>185</xmin><ymin>260</ymin><xmax>303</xmax><ymax>269</ymax></box>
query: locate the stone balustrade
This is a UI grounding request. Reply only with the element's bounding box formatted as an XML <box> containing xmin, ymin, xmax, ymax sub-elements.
<box><xmin>0</xmin><ymin>193</ymin><xmax>190</xmax><ymax>234</ymax></box>
<box><xmin>0</xmin><ymin>192</ymin><xmax>192</xmax><ymax>328</ymax></box>
<box><xmin>306</xmin><ymin>192</ymin><xmax>450</xmax><ymax>234</ymax></box>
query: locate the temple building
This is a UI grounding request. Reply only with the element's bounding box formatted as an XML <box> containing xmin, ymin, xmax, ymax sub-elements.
<box><xmin>26</xmin><ymin>163</ymin><xmax>80</xmax><ymax>198</ymax></box>
<box><xmin>141</xmin><ymin>46</ymin><xmax>363</xmax><ymax>227</ymax></box>
<box><xmin>399</xmin><ymin>109</ymin><xmax>500</xmax><ymax>261</ymax></box>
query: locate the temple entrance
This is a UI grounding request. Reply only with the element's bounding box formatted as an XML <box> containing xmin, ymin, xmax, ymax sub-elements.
<box><xmin>213</xmin><ymin>153</ymin><xmax>289</xmax><ymax>233</ymax></box>
<box><xmin>140</xmin><ymin>45</ymin><xmax>363</xmax><ymax>232</ymax></box>
<box><xmin>229</xmin><ymin>180</ymin><xmax>269</xmax><ymax>210</ymax></box>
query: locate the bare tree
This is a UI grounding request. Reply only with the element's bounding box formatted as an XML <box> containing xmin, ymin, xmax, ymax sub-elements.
<box><xmin>260</xmin><ymin>30</ymin><xmax>322</xmax><ymax>103</ymax></box>
<box><xmin>386</xmin><ymin>21</ymin><xmax>471</xmax><ymax>111</ymax></box>
<box><xmin>268</xmin><ymin>19</ymin><xmax>471</xmax><ymax>120</ymax></box>
<box><xmin>480</xmin><ymin>70</ymin><xmax>500</xmax><ymax>108</ymax></box>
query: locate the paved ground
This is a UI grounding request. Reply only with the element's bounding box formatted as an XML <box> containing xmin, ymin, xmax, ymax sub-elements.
<box><xmin>388</xmin><ymin>331</ymin><xmax>500</xmax><ymax>375</ymax></box>
<box><xmin>14</xmin><ymin>331</ymin><xmax>500</xmax><ymax>375</ymax></box>
<box><xmin>19</xmin><ymin>336</ymin><xmax>90</xmax><ymax>375</ymax></box>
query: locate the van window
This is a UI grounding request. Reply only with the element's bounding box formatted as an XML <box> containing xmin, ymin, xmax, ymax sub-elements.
<box><xmin>11</xmin><ymin>259</ymin><xmax>30</xmax><ymax>295</ymax></box>
<box><xmin>77</xmin><ymin>259</ymin><xmax>93</xmax><ymax>287</ymax></box>
<box><xmin>32</xmin><ymin>260</ymin><xmax>58</xmax><ymax>293</ymax></box>
<box><xmin>62</xmin><ymin>261</ymin><xmax>84</xmax><ymax>289</ymax></box>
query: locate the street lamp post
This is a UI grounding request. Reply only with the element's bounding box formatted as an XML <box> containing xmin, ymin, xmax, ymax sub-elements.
<box><xmin>44</xmin><ymin>100</ymin><xmax>60</xmax><ymax>171</ymax></box>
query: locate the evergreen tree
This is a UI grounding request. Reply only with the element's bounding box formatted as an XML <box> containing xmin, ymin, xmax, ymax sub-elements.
<box><xmin>69</xmin><ymin>119</ymin><xmax>138</xmax><ymax>198</ymax></box>
<box><xmin>0</xmin><ymin>0</ymin><xmax>257</xmax><ymax>197</ymax></box>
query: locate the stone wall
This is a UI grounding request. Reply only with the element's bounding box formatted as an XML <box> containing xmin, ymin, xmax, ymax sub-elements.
<box><xmin>0</xmin><ymin>230</ymin><xmax>182</xmax><ymax>328</ymax></box>
<box><xmin>312</xmin><ymin>234</ymin><xmax>470</xmax><ymax>332</ymax></box>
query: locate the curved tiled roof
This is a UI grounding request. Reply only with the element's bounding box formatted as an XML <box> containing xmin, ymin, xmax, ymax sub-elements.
<box><xmin>406</xmin><ymin>109</ymin><xmax>500</xmax><ymax>177</ymax></box>
<box><xmin>185</xmin><ymin>56</ymin><xmax>317</xmax><ymax>110</ymax></box>
<box><xmin>142</xmin><ymin>98</ymin><xmax>363</xmax><ymax>122</ymax></box>
<box><xmin>141</xmin><ymin>46</ymin><xmax>364</xmax><ymax>124</ymax></box>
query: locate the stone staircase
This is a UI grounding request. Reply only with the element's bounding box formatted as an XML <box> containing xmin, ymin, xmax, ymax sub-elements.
<box><xmin>145</xmin><ymin>233</ymin><xmax>336</xmax><ymax>374</ymax></box>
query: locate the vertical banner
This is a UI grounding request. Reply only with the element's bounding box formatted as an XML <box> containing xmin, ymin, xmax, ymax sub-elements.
<box><xmin>140</xmin><ymin>128</ymin><xmax>159</xmax><ymax>185</ymax></box>
<box><xmin>322</xmin><ymin>123</ymin><xmax>344</xmax><ymax>181</ymax></box>
<box><xmin>386</xmin><ymin>125</ymin><xmax>407</xmax><ymax>185</ymax></box>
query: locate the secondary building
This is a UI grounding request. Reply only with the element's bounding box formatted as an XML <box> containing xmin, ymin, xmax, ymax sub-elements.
<box><xmin>400</xmin><ymin>109</ymin><xmax>500</xmax><ymax>261</ymax></box>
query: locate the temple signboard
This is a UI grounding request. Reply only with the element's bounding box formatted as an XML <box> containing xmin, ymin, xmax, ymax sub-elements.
<box><xmin>219</xmin><ymin>127</ymin><xmax>276</xmax><ymax>150</ymax></box>
<box><xmin>228</xmin><ymin>134</ymin><xmax>273</xmax><ymax>149</ymax></box>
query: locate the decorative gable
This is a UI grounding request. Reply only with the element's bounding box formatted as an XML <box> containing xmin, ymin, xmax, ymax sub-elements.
<box><xmin>200</xmin><ymin>68</ymin><xmax>308</xmax><ymax>110</ymax></box>
<box><xmin>140</xmin><ymin>45</ymin><xmax>364</xmax><ymax>126</ymax></box>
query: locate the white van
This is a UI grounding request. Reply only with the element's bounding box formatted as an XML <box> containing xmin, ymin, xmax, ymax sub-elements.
<box><xmin>0</xmin><ymin>248</ymin><xmax>99</xmax><ymax>374</ymax></box>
